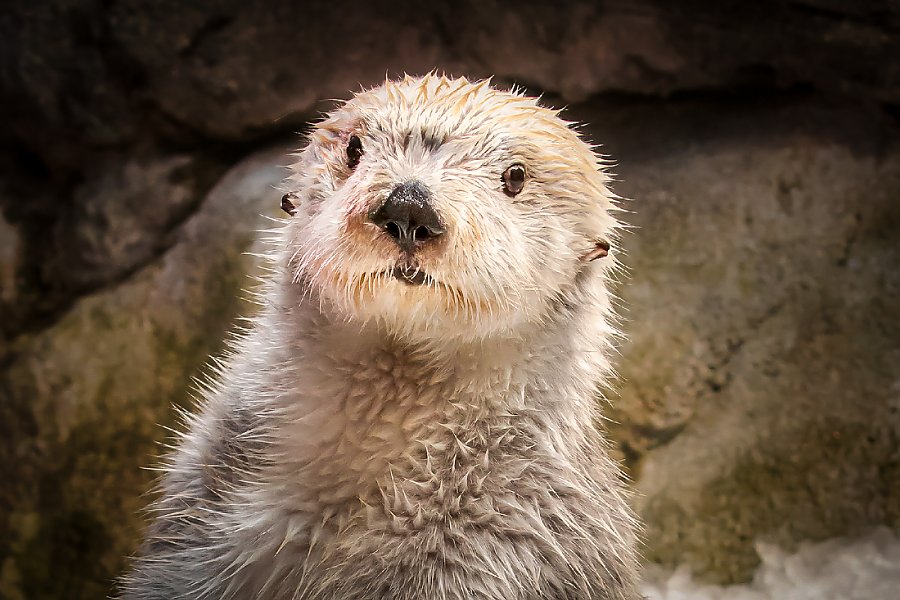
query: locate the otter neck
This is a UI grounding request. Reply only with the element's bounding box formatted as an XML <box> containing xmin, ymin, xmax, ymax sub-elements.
<box><xmin>276</xmin><ymin>292</ymin><xmax>605</xmax><ymax>429</ymax></box>
<box><xmin>251</xmin><ymin>284</ymin><xmax>612</xmax><ymax>519</ymax></box>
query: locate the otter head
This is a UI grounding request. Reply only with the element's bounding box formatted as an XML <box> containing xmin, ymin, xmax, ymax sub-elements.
<box><xmin>282</xmin><ymin>75</ymin><xmax>619</xmax><ymax>343</ymax></box>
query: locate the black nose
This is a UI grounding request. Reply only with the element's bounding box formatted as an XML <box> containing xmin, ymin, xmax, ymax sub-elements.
<box><xmin>369</xmin><ymin>182</ymin><xmax>445</xmax><ymax>253</ymax></box>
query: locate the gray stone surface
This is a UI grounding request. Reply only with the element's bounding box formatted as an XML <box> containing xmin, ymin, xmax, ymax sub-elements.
<box><xmin>580</xmin><ymin>96</ymin><xmax>900</xmax><ymax>583</ymax></box>
<box><xmin>44</xmin><ymin>154</ymin><xmax>219</xmax><ymax>291</ymax></box>
<box><xmin>0</xmin><ymin>147</ymin><xmax>288</xmax><ymax>600</ymax></box>
<box><xmin>3</xmin><ymin>1</ymin><xmax>900</xmax><ymax>145</ymax></box>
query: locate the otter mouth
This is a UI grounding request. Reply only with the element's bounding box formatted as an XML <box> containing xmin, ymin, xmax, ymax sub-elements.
<box><xmin>388</xmin><ymin>266</ymin><xmax>433</xmax><ymax>286</ymax></box>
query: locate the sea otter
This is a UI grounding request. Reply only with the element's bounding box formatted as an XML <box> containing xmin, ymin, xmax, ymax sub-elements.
<box><xmin>120</xmin><ymin>74</ymin><xmax>640</xmax><ymax>600</ymax></box>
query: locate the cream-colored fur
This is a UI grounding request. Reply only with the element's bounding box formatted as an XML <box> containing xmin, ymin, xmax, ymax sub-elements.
<box><xmin>120</xmin><ymin>75</ymin><xmax>640</xmax><ymax>600</ymax></box>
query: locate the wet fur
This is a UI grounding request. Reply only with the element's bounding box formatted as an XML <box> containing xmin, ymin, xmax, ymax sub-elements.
<box><xmin>120</xmin><ymin>75</ymin><xmax>641</xmax><ymax>600</ymax></box>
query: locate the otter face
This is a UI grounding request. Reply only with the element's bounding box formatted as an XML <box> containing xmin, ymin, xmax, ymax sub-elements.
<box><xmin>283</xmin><ymin>75</ymin><xmax>619</xmax><ymax>341</ymax></box>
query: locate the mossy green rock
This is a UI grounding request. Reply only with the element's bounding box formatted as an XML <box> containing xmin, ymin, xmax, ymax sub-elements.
<box><xmin>594</xmin><ymin>98</ymin><xmax>900</xmax><ymax>584</ymax></box>
<box><xmin>0</xmin><ymin>147</ymin><xmax>288</xmax><ymax>600</ymax></box>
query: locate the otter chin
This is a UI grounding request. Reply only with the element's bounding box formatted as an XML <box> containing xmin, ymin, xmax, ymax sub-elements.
<box><xmin>121</xmin><ymin>74</ymin><xmax>640</xmax><ymax>600</ymax></box>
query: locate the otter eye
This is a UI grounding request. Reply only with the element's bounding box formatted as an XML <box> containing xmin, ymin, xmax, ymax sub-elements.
<box><xmin>347</xmin><ymin>135</ymin><xmax>363</xmax><ymax>170</ymax></box>
<box><xmin>502</xmin><ymin>164</ymin><xmax>526</xmax><ymax>196</ymax></box>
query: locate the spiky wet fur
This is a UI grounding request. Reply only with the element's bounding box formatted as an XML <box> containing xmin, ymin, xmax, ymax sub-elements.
<box><xmin>119</xmin><ymin>75</ymin><xmax>641</xmax><ymax>600</ymax></box>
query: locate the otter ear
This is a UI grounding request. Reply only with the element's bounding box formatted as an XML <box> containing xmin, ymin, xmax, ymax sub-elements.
<box><xmin>580</xmin><ymin>239</ymin><xmax>610</xmax><ymax>261</ymax></box>
<box><xmin>281</xmin><ymin>192</ymin><xmax>300</xmax><ymax>216</ymax></box>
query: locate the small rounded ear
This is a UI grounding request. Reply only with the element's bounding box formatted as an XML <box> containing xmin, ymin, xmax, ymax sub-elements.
<box><xmin>281</xmin><ymin>192</ymin><xmax>299</xmax><ymax>216</ymax></box>
<box><xmin>580</xmin><ymin>240</ymin><xmax>610</xmax><ymax>261</ymax></box>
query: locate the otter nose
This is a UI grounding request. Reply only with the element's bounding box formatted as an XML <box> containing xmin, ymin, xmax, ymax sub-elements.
<box><xmin>369</xmin><ymin>182</ymin><xmax>445</xmax><ymax>253</ymax></box>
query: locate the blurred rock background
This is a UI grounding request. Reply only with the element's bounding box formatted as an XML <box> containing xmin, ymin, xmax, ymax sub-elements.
<box><xmin>0</xmin><ymin>1</ymin><xmax>898</xmax><ymax>598</ymax></box>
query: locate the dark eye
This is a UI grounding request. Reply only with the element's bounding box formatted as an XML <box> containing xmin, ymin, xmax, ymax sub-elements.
<box><xmin>347</xmin><ymin>135</ymin><xmax>363</xmax><ymax>170</ymax></box>
<box><xmin>502</xmin><ymin>164</ymin><xmax>526</xmax><ymax>196</ymax></box>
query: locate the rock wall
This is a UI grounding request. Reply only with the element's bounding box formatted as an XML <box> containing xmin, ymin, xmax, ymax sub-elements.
<box><xmin>1</xmin><ymin>1</ymin><xmax>898</xmax><ymax>598</ymax></box>
<box><xmin>586</xmin><ymin>93</ymin><xmax>900</xmax><ymax>582</ymax></box>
